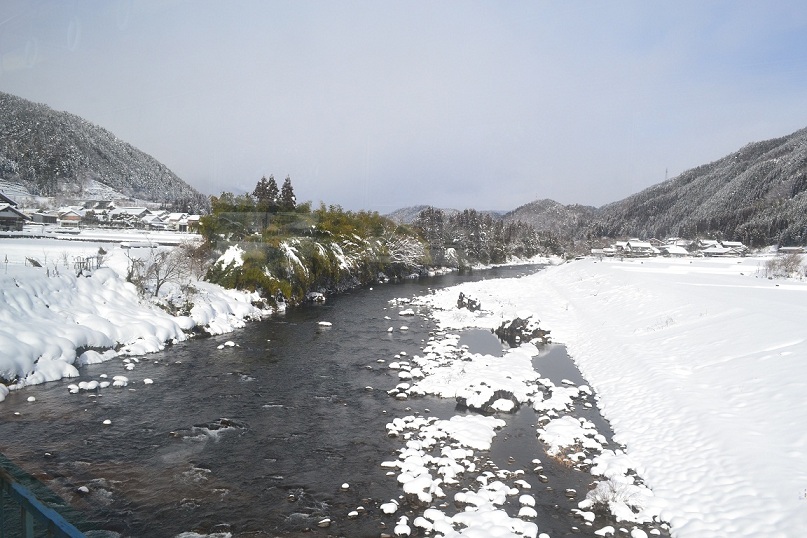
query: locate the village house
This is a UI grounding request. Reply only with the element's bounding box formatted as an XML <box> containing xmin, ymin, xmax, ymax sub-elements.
<box><xmin>58</xmin><ymin>208</ymin><xmax>84</xmax><ymax>227</ymax></box>
<box><xmin>141</xmin><ymin>214</ymin><xmax>167</xmax><ymax>230</ymax></box>
<box><xmin>108</xmin><ymin>207</ymin><xmax>151</xmax><ymax>228</ymax></box>
<box><xmin>777</xmin><ymin>246</ymin><xmax>805</xmax><ymax>255</ymax></box>
<box><xmin>665</xmin><ymin>237</ymin><xmax>695</xmax><ymax>249</ymax></box>
<box><xmin>593</xmin><ymin>236</ymin><xmax>751</xmax><ymax>259</ymax></box>
<box><xmin>720</xmin><ymin>241</ymin><xmax>749</xmax><ymax>255</ymax></box>
<box><xmin>166</xmin><ymin>212</ymin><xmax>189</xmax><ymax>231</ymax></box>
<box><xmin>697</xmin><ymin>239</ymin><xmax>721</xmax><ymax>250</ymax></box>
<box><xmin>658</xmin><ymin>244</ymin><xmax>689</xmax><ymax>257</ymax></box>
<box><xmin>187</xmin><ymin>214</ymin><xmax>201</xmax><ymax>232</ymax></box>
<box><xmin>30</xmin><ymin>210</ymin><xmax>59</xmax><ymax>225</ymax></box>
<box><xmin>616</xmin><ymin>239</ymin><xmax>660</xmax><ymax>257</ymax></box>
<box><xmin>700</xmin><ymin>240</ymin><xmax>749</xmax><ymax>257</ymax></box>
<box><xmin>0</xmin><ymin>200</ymin><xmax>29</xmax><ymax>231</ymax></box>
<box><xmin>0</xmin><ymin>192</ymin><xmax>18</xmax><ymax>207</ymax></box>
<box><xmin>79</xmin><ymin>200</ymin><xmax>116</xmax><ymax>223</ymax></box>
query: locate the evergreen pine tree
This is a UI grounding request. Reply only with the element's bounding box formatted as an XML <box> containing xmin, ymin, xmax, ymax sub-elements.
<box><xmin>252</xmin><ymin>175</ymin><xmax>270</xmax><ymax>207</ymax></box>
<box><xmin>280</xmin><ymin>175</ymin><xmax>296</xmax><ymax>211</ymax></box>
<box><xmin>253</xmin><ymin>175</ymin><xmax>279</xmax><ymax>212</ymax></box>
<box><xmin>267</xmin><ymin>175</ymin><xmax>279</xmax><ymax>212</ymax></box>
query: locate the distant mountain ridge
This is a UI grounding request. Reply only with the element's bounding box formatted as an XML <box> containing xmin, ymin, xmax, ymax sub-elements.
<box><xmin>0</xmin><ymin>92</ymin><xmax>208</xmax><ymax>212</ymax></box>
<box><xmin>386</xmin><ymin>205</ymin><xmax>455</xmax><ymax>224</ymax></box>
<box><xmin>390</xmin><ymin>126</ymin><xmax>807</xmax><ymax>247</ymax></box>
<box><xmin>386</xmin><ymin>205</ymin><xmax>504</xmax><ymax>225</ymax></box>
<box><xmin>502</xmin><ymin>199</ymin><xmax>598</xmax><ymax>239</ymax></box>
<box><xmin>589</xmin><ymin>126</ymin><xmax>807</xmax><ymax>246</ymax></box>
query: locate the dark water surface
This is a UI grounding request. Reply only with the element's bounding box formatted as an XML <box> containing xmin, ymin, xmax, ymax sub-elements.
<box><xmin>1</xmin><ymin>265</ymin><xmax>669</xmax><ymax>538</ymax></box>
<box><xmin>2</xmin><ymin>265</ymin><xmax>562</xmax><ymax>537</ymax></box>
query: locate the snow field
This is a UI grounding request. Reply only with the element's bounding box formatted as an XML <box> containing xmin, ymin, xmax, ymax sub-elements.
<box><xmin>413</xmin><ymin>256</ymin><xmax>807</xmax><ymax>537</ymax></box>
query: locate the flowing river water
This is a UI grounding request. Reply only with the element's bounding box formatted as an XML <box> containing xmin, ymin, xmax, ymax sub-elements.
<box><xmin>0</xmin><ymin>265</ymin><xmax>663</xmax><ymax>537</ymax></box>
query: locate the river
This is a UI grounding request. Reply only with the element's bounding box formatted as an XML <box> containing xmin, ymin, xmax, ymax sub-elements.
<box><xmin>0</xmin><ymin>265</ymin><xmax>660</xmax><ymax>537</ymax></box>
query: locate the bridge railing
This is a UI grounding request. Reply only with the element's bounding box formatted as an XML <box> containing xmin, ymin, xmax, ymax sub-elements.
<box><xmin>0</xmin><ymin>465</ymin><xmax>85</xmax><ymax>538</ymax></box>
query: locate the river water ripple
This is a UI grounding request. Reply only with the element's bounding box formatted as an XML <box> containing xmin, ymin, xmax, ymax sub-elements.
<box><xmin>0</xmin><ymin>265</ymin><xmax>659</xmax><ymax>537</ymax></box>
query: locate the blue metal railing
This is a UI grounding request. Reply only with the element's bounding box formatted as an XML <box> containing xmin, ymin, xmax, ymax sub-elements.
<box><xmin>0</xmin><ymin>465</ymin><xmax>85</xmax><ymax>538</ymax></box>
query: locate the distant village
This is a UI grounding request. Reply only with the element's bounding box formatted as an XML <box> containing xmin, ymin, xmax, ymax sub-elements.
<box><xmin>0</xmin><ymin>191</ymin><xmax>201</xmax><ymax>234</ymax></box>
<box><xmin>594</xmin><ymin>238</ymin><xmax>743</xmax><ymax>258</ymax></box>
<box><xmin>1</xmin><ymin>190</ymin><xmax>805</xmax><ymax>258</ymax></box>
<box><xmin>592</xmin><ymin>238</ymin><xmax>803</xmax><ymax>257</ymax></box>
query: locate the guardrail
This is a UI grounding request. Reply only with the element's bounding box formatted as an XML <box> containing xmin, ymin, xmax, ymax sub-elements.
<box><xmin>0</xmin><ymin>465</ymin><xmax>85</xmax><ymax>538</ymax></box>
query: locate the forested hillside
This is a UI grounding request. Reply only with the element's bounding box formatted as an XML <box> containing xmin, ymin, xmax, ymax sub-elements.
<box><xmin>0</xmin><ymin>92</ymin><xmax>208</xmax><ymax>212</ymax></box>
<box><xmin>587</xmin><ymin>127</ymin><xmax>807</xmax><ymax>246</ymax></box>
<box><xmin>503</xmin><ymin>199</ymin><xmax>598</xmax><ymax>241</ymax></box>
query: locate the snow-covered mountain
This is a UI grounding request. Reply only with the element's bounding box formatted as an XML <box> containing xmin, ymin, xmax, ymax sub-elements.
<box><xmin>386</xmin><ymin>205</ymin><xmax>458</xmax><ymax>224</ymax></box>
<box><xmin>391</xmin><ymin>126</ymin><xmax>807</xmax><ymax>247</ymax></box>
<box><xmin>386</xmin><ymin>205</ymin><xmax>507</xmax><ymax>225</ymax></box>
<box><xmin>0</xmin><ymin>92</ymin><xmax>208</xmax><ymax>212</ymax></box>
<box><xmin>589</xmin><ymin>127</ymin><xmax>807</xmax><ymax>246</ymax></box>
<box><xmin>502</xmin><ymin>199</ymin><xmax>598</xmax><ymax>239</ymax></box>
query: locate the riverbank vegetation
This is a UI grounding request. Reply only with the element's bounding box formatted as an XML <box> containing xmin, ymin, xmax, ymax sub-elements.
<box><xmin>197</xmin><ymin>177</ymin><xmax>552</xmax><ymax>305</ymax></box>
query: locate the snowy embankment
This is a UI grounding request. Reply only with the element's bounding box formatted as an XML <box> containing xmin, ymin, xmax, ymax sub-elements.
<box><xmin>414</xmin><ymin>256</ymin><xmax>807</xmax><ymax>537</ymax></box>
<box><xmin>0</xmin><ymin>246</ymin><xmax>269</xmax><ymax>401</ymax></box>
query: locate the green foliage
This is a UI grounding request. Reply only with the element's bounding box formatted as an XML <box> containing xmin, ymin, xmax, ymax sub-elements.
<box><xmin>204</xmin><ymin>195</ymin><xmax>428</xmax><ymax>304</ymax></box>
<box><xmin>313</xmin><ymin>203</ymin><xmax>390</xmax><ymax>238</ymax></box>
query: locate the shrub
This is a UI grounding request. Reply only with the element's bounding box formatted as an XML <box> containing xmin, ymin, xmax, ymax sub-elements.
<box><xmin>762</xmin><ymin>252</ymin><xmax>803</xmax><ymax>278</ymax></box>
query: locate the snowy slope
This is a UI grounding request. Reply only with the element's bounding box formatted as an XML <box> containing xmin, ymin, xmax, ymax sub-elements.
<box><xmin>0</xmin><ymin>92</ymin><xmax>208</xmax><ymax>211</ymax></box>
<box><xmin>592</xmin><ymin>127</ymin><xmax>807</xmax><ymax>244</ymax></box>
<box><xmin>0</xmin><ymin>245</ymin><xmax>269</xmax><ymax>398</ymax></box>
<box><xmin>418</xmin><ymin>256</ymin><xmax>807</xmax><ymax>537</ymax></box>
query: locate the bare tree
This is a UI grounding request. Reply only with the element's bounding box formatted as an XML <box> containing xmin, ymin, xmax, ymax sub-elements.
<box><xmin>177</xmin><ymin>239</ymin><xmax>214</xmax><ymax>280</ymax></box>
<box><xmin>763</xmin><ymin>252</ymin><xmax>804</xmax><ymax>279</ymax></box>
<box><xmin>382</xmin><ymin>229</ymin><xmax>426</xmax><ymax>271</ymax></box>
<box><xmin>145</xmin><ymin>249</ymin><xmax>189</xmax><ymax>296</ymax></box>
<box><xmin>124</xmin><ymin>249</ymin><xmax>147</xmax><ymax>291</ymax></box>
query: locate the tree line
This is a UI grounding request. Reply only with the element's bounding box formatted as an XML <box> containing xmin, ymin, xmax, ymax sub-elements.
<box><xmin>413</xmin><ymin>207</ymin><xmax>559</xmax><ymax>266</ymax></box>
<box><xmin>198</xmin><ymin>176</ymin><xmax>554</xmax><ymax>304</ymax></box>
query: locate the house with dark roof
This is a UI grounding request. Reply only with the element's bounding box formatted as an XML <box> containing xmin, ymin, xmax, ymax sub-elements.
<box><xmin>0</xmin><ymin>197</ymin><xmax>29</xmax><ymax>231</ymax></box>
<box><xmin>0</xmin><ymin>191</ymin><xmax>18</xmax><ymax>207</ymax></box>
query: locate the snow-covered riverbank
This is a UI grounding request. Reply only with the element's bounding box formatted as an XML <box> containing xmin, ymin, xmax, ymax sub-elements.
<box><xmin>409</xmin><ymin>255</ymin><xmax>807</xmax><ymax>537</ymax></box>
<box><xmin>3</xmin><ymin>240</ymin><xmax>805</xmax><ymax>536</ymax></box>
<box><xmin>0</xmin><ymin>245</ymin><xmax>270</xmax><ymax>400</ymax></box>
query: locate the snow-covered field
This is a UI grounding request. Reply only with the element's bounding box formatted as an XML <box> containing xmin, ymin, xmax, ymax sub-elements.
<box><xmin>2</xmin><ymin>226</ymin><xmax>200</xmax><ymax>247</ymax></box>
<box><xmin>0</xmin><ymin>237</ymin><xmax>270</xmax><ymax>401</ymax></box>
<box><xmin>398</xmin><ymin>255</ymin><xmax>807</xmax><ymax>537</ymax></box>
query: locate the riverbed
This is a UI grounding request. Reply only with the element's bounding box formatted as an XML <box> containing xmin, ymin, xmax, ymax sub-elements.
<box><xmin>0</xmin><ymin>265</ymin><xmax>663</xmax><ymax>537</ymax></box>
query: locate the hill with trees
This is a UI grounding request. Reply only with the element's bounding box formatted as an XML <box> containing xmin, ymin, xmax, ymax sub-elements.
<box><xmin>503</xmin><ymin>199</ymin><xmax>598</xmax><ymax>241</ymax></box>
<box><xmin>585</xmin><ymin>127</ymin><xmax>807</xmax><ymax>246</ymax></box>
<box><xmin>0</xmin><ymin>92</ymin><xmax>208</xmax><ymax>212</ymax></box>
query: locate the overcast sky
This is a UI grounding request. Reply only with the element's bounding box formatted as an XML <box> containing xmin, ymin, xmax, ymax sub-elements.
<box><xmin>1</xmin><ymin>1</ymin><xmax>806</xmax><ymax>213</ymax></box>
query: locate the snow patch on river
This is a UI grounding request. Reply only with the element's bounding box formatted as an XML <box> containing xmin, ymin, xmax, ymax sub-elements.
<box><xmin>407</xmin><ymin>256</ymin><xmax>807</xmax><ymax>537</ymax></box>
